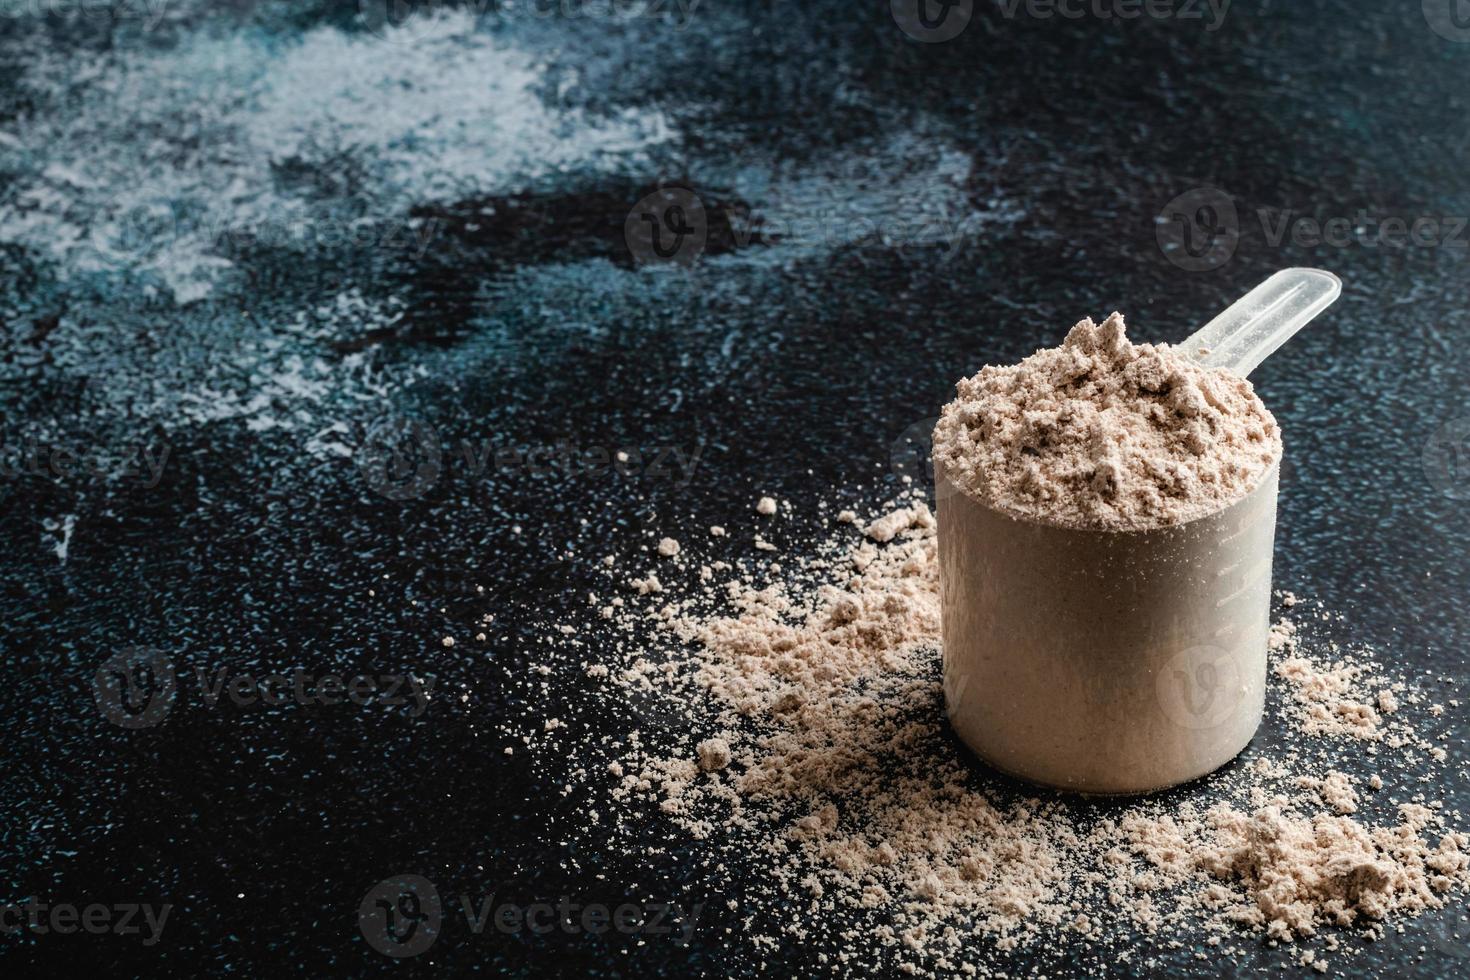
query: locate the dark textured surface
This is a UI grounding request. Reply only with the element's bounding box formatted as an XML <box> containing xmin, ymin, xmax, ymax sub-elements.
<box><xmin>0</xmin><ymin>1</ymin><xmax>1467</xmax><ymax>976</ymax></box>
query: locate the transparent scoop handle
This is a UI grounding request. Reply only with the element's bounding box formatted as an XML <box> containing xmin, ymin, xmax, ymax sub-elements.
<box><xmin>1182</xmin><ymin>268</ymin><xmax>1342</xmax><ymax>377</ymax></box>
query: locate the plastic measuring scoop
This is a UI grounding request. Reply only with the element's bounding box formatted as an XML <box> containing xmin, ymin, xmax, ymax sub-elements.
<box><xmin>937</xmin><ymin>269</ymin><xmax>1344</xmax><ymax>794</ymax></box>
<box><xmin>1181</xmin><ymin>267</ymin><xmax>1342</xmax><ymax>377</ymax></box>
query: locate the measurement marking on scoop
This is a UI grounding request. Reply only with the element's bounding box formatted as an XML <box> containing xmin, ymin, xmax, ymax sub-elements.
<box><xmin>1219</xmin><ymin>502</ymin><xmax>1276</xmax><ymax>547</ymax></box>
<box><xmin>1215</xmin><ymin>558</ymin><xmax>1273</xmax><ymax>607</ymax></box>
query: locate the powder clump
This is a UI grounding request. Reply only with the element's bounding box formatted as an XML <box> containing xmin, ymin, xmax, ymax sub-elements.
<box><xmin>696</xmin><ymin>737</ymin><xmax>732</xmax><ymax>772</ymax></box>
<box><xmin>932</xmin><ymin>313</ymin><xmax>1282</xmax><ymax>530</ymax></box>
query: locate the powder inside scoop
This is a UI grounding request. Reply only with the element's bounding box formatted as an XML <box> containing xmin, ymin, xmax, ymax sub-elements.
<box><xmin>932</xmin><ymin>313</ymin><xmax>1282</xmax><ymax>530</ymax></box>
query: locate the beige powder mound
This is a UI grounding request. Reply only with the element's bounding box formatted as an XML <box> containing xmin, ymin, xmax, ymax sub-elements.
<box><xmin>932</xmin><ymin>313</ymin><xmax>1282</xmax><ymax>530</ymax></box>
<box><xmin>1195</xmin><ymin>803</ymin><xmax>1468</xmax><ymax>939</ymax></box>
<box><xmin>591</xmin><ymin>494</ymin><xmax>1466</xmax><ymax>975</ymax></box>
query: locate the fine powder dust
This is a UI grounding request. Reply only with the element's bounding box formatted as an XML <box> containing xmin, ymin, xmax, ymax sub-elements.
<box><xmin>569</xmin><ymin>493</ymin><xmax>1468</xmax><ymax>975</ymax></box>
<box><xmin>932</xmin><ymin>313</ymin><xmax>1282</xmax><ymax>530</ymax></box>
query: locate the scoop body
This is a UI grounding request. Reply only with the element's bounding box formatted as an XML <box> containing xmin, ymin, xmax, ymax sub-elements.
<box><xmin>937</xmin><ymin>460</ymin><xmax>1279</xmax><ymax>795</ymax></box>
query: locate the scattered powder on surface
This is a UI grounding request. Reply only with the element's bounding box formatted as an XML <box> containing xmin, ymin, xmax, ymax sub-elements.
<box><xmin>1297</xmin><ymin>771</ymin><xmax>1360</xmax><ymax>814</ymax></box>
<box><xmin>1275</xmin><ymin>649</ymin><xmax>1385</xmax><ymax>741</ymax></box>
<box><xmin>932</xmin><ymin>314</ymin><xmax>1282</xmax><ymax>530</ymax></box>
<box><xmin>564</xmin><ymin>490</ymin><xmax>1468</xmax><ymax>976</ymax></box>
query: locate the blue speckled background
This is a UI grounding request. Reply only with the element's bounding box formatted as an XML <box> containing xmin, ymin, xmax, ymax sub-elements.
<box><xmin>1</xmin><ymin>1</ymin><xmax>1467</xmax><ymax>976</ymax></box>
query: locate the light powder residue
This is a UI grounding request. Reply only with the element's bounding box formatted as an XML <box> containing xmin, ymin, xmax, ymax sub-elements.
<box><xmin>932</xmin><ymin>314</ymin><xmax>1282</xmax><ymax>530</ymax></box>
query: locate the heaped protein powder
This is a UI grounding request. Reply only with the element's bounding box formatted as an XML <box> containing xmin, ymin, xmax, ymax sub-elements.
<box><xmin>932</xmin><ymin>313</ymin><xmax>1281</xmax><ymax>531</ymax></box>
